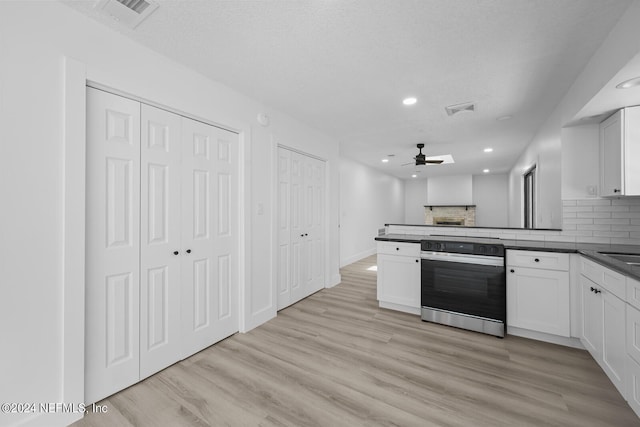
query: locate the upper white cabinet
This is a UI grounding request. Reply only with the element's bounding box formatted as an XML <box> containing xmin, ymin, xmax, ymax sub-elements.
<box><xmin>377</xmin><ymin>242</ymin><xmax>421</xmax><ymax>314</ymax></box>
<box><xmin>600</xmin><ymin>106</ymin><xmax>640</xmax><ymax>197</ymax></box>
<box><xmin>506</xmin><ymin>250</ymin><xmax>570</xmax><ymax>337</ymax></box>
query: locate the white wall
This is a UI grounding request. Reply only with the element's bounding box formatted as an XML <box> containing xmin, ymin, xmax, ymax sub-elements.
<box><xmin>0</xmin><ymin>2</ymin><xmax>340</xmax><ymax>426</ymax></box>
<box><xmin>426</xmin><ymin>175</ymin><xmax>472</xmax><ymax>205</ymax></box>
<box><xmin>339</xmin><ymin>157</ymin><xmax>404</xmax><ymax>266</ymax></box>
<box><xmin>404</xmin><ymin>178</ymin><xmax>428</xmax><ymax>224</ymax></box>
<box><xmin>472</xmin><ymin>174</ymin><xmax>509</xmax><ymax>227</ymax></box>
<box><xmin>561</xmin><ymin>124</ymin><xmax>600</xmax><ymax>200</ymax></box>
<box><xmin>508</xmin><ymin>0</ymin><xmax>640</xmax><ymax>228</ymax></box>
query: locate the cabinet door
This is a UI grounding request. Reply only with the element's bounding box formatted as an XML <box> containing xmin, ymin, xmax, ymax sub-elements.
<box><xmin>600</xmin><ymin>109</ymin><xmax>623</xmax><ymax>196</ymax></box>
<box><xmin>377</xmin><ymin>254</ymin><xmax>420</xmax><ymax>309</ymax></box>
<box><xmin>602</xmin><ymin>290</ymin><xmax>626</xmax><ymax>395</ymax></box>
<box><xmin>628</xmin><ymin>304</ymin><xmax>640</xmax><ymax>366</ymax></box>
<box><xmin>581</xmin><ymin>275</ymin><xmax>603</xmax><ymax>357</ymax></box>
<box><xmin>507</xmin><ymin>266</ymin><xmax>570</xmax><ymax>336</ymax></box>
<box><xmin>85</xmin><ymin>88</ymin><xmax>141</xmax><ymax>404</ymax></box>
<box><xmin>181</xmin><ymin>118</ymin><xmax>239</xmax><ymax>357</ymax></box>
<box><xmin>139</xmin><ymin>105</ymin><xmax>182</xmax><ymax>380</ymax></box>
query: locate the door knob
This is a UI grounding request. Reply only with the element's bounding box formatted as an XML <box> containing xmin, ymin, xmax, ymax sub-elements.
<box><xmin>173</xmin><ymin>251</ymin><xmax>179</xmax><ymax>256</ymax></box>
<box><xmin>510</xmin><ymin>269</ymin><xmax>515</xmax><ymax>273</ymax></box>
<box><xmin>415</xmin><ymin>259</ymin><xmax>419</xmax><ymax>263</ymax></box>
<box><xmin>534</xmin><ymin>258</ymin><xmax>540</xmax><ymax>262</ymax></box>
<box><xmin>186</xmin><ymin>249</ymin><xmax>192</xmax><ymax>254</ymax></box>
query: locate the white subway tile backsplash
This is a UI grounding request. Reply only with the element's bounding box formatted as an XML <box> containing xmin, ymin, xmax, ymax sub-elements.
<box><xmin>611</xmin><ymin>225</ymin><xmax>640</xmax><ymax>232</ymax></box>
<box><xmin>593</xmin><ymin>205</ymin><xmax>630</xmax><ymax>212</ymax></box>
<box><xmin>563</xmin><ymin>200</ymin><xmax>577</xmax><ymax>206</ymax></box>
<box><xmin>613</xmin><ymin>212</ymin><xmax>640</xmax><ymax>219</ymax></box>
<box><xmin>612</xmin><ymin>198</ymin><xmax>640</xmax><ymax>205</ymax></box>
<box><xmin>611</xmin><ymin>238</ymin><xmax>640</xmax><ymax>245</ymax></box>
<box><xmin>563</xmin><ymin>212</ymin><xmax>577</xmax><ymax>219</ymax></box>
<box><xmin>577</xmin><ymin>199</ymin><xmax>611</xmax><ymax>206</ymax></box>
<box><xmin>562</xmin><ymin>223</ymin><xmax>577</xmax><ymax>230</ymax></box>
<box><xmin>576</xmin><ymin>224</ymin><xmax>611</xmax><ymax>231</ymax></box>
<box><xmin>594</xmin><ymin>218</ymin><xmax>630</xmax><ymax>225</ymax></box>
<box><xmin>577</xmin><ymin>212</ymin><xmax>610</xmax><ymax>219</ymax></box>
<box><xmin>593</xmin><ymin>231</ymin><xmax>631</xmax><ymax>238</ymax></box>
<box><xmin>564</xmin><ymin>206</ymin><xmax>593</xmax><ymax>212</ymax></box>
<box><xmin>578</xmin><ymin>236</ymin><xmax>612</xmax><ymax>244</ymax></box>
<box><xmin>563</xmin><ymin>218</ymin><xmax>594</xmax><ymax>225</ymax></box>
<box><xmin>561</xmin><ymin>230</ymin><xmax>594</xmax><ymax>237</ymax></box>
<box><xmin>546</xmin><ymin>235</ymin><xmax>576</xmax><ymax>243</ymax></box>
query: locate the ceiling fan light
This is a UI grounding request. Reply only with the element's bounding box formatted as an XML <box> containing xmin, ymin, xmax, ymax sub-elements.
<box><xmin>403</xmin><ymin>97</ymin><xmax>417</xmax><ymax>106</ymax></box>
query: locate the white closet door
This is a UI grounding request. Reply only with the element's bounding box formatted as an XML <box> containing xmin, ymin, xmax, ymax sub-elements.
<box><xmin>277</xmin><ymin>149</ymin><xmax>292</xmax><ymax>310</ymax></box>
<box><xmin>289</xmin><ymin>152</ymin><xmax>307</xmax><ymax>304</ymax></box>
<box><xmin>277</xmin><ymin>148</ymin><xmax>326</xmax><ymax>309</ymax></box>
<box><xmin>181</xmin><ymin>118</ymin><xmax>239</xmax><ymax>357</ymax></box>
<box><xmin>85</xmin><ymin>88</ymin><xmax>141</xmax><ymax>404</ymax></box>
<box><xmin>305</xmin><ymin>157</ymin><xmax>325</xmax><ymax>294</ymax></box>
<box><xmin>139</xmin><ymin>105</ymin><xmax>182</xmax><ymax>379</ymax></box>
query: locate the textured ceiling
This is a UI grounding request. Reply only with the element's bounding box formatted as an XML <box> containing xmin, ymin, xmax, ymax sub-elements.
<box><xmin>62</xmin><ymin>0</ymin><xmax>632</xmax><ymax>178</ymax></box>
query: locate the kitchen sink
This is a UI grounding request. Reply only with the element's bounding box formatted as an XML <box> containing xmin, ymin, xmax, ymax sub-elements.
<box><xmin>601</xmin><ymin>252</ymin><xmax>640</xmax><ymax>266</ymax></box>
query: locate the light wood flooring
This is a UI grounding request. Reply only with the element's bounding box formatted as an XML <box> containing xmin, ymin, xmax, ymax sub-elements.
<box><xmin>73</xmin><ymin>255</ymin><xmax>640</xmax><ymax>426</ymax></box>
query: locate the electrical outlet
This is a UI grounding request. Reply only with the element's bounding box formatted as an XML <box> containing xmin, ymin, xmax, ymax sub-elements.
<box><xmin>587</xmin><ymin>185</ymin><xmax>597</xmax><ymax>196</ymax></box>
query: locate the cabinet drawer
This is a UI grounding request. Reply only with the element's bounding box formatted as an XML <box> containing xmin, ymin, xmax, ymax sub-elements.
<box><xmin>628</xmin><ymin>277</ymin><xmax>640</xmax><ymax>312</ymax></box>
<box><xmin>377</xmin><ymin>241</ymin><xmax>420</xmax><ymax>257</ymax></box>
<box><xmin>507</xmin><ymin>250</ymin><xmax>569</xmax><ymax>271</ymax></box>
<box><xmin>580</xmin><ymin>256</ymin><xmax>626</xmax><ymax>300</ymax></box>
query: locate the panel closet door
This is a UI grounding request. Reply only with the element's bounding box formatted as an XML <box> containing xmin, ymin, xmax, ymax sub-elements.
<box><xmin>139</xmin><ymin>104</ymin><xmax>182</xmax><ymax>379</ymax></box>
<box><xmin>277</xmin><ymin>147</ymin><xmax>326</xmax><ymax>310</ymax></box>
<box><xmin>181</xmin><ymin>117</ymin><xmax>239</xmax><ymax>357</ymax></box>
<box><xmin>85</xmin><ymin>88</ymin><xmax>141</xmax><ymax>404</ymax></box>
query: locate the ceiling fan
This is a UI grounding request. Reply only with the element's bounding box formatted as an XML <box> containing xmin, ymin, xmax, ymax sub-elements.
<box><xmin>402</xmin><ymin>143</ymin><xmax>444</xmax><ymax>166</ymax></box>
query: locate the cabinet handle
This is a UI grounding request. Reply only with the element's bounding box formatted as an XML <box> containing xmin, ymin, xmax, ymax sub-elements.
<box><xmin>396</xmin><ymin>247</ymin><xmax>400</xmax><ymax>251</ymax></box>
<box><xmin>415</xmin><ymin>259</ymin><xmax>419</xmax><ymax>263</ymax></box>
<box><xmin>510</xmin><ymin>269</ymin><xmax>515</xmax><ymax>273</ymax></box>
<box><xmin>305</xmin><ymin>233</ymin><xmax>308</xmax><ymax>236</ymax></box>
<box><xmin>173</xmin><ymin>251</ymin><xmax>179</xmax><ymax>256</ymax></box>
<box><xmin>614</xmin><ymin>189</ymin><xmax>621</xmax><ymax>193</ymax></box>
<box><xmin>534</xmin><ymin>258</ymin><xmax>540</xmax><ymax>262</ymax></box>
<box><xmin>301</xmin><ymin>234</ymin><xmax>304</xmax><ymax>237</ymax></box>
<box><xmin>186</xmin><ymin>249</ymin><xmax>192</xmax><ymax>254</ymax></box>
<box><xmin>594</xmin><ymin>288</ymin><xmax>601</xmax><ymax>294</ymax></box>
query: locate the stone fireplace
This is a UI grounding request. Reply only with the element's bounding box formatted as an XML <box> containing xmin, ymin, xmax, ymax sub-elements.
<box><xmin>425</xmin><ymin>205</ymin><xmax>476</xmax><ymax>226</ymax></box>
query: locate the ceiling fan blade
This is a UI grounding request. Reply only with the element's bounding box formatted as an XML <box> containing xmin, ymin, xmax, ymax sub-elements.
<box><xmin>426</xmin><ymin>159</ymin><xmax>444</xmax><ymax>164</ymax></box>
<box><xmin>401</xmin><ymin>162</ymin><xmax>414</xmax><ymax>166</ymax></box>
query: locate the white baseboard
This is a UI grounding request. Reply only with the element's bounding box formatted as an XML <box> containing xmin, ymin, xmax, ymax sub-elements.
<box><xmin>507</xmin><ymin>326</ymin><xmax>584</xmax><ymax>349</ymax></box>
<box><xmin>340</xmin><ymin>247</ymin><xmax>376</xmax><ymax>267</ymax></box>
<box><xmin>379</xmin><ymin>301</ymin><xmax>421</xmax><ymax>316</ymax></box>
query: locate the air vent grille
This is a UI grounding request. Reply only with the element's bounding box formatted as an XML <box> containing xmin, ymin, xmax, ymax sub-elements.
<box><xmin>445</xmin><ymin>102</ymin><xmax>476</xmax><ymax>116</ymax></box>
<box><xmin>116</xmin><ymin>0</ymin><xmax>151</xmax><ymax>14</ymax></box>
<box><xmin>96</xmin><ymin>0</ymin><xmax>158</xmax><ymax>28</ymax></box>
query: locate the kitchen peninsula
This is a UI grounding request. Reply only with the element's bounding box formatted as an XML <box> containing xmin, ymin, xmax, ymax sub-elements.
<box><xmin>375</xmin><ymin>221</ymin><xmax>640</xmax><ymax>419</ymax></box>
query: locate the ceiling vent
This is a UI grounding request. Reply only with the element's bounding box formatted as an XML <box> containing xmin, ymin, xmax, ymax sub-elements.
<box><xmin>445</xmin><ymin>102</ymin><xmax>476</xmax><ymax>116</ymax></box>
<box><xmin>96</xmin><ymin>0</ymin><xmax>159</xmax><ymax>29</ymax></box>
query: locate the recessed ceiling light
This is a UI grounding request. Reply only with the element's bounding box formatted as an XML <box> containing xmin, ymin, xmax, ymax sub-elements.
<box><xmin>616</xmin><ymin>77</ymin><xmax>640</xmax><ymax>89</ymax></box>
<box><xmin>484</xmin><ymin>148</ymin><xmax>493</xmax><ymax>153</ymax></box>
<box><xmin>411</xmin><ymin>174</ymin><xmax>417</xmax><ymax>178</ymax></box>
<box><xmin>483</xmin><ymin>169</ymin><xmax>490</xmax><ymax>173</ymax></box>
<box><xmin>381</xmin><ymin>158</ymin><xmax>389</xmax><ymax>163</ymax></box>
<box><xmin>497</xmin><ymin>115</ymin><xmax>512</xmax><ymax>121</ymax></box>
<box><xmin>403</xmin><ymin>97</ymin><xmax>417</xmax><ymax>106</ymax></box>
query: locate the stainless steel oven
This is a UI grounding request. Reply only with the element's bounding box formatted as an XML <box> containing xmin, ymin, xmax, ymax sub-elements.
<box><xmin>421</xmin><ymin>240</ymin><xmax>506</xmax><ymax>337</ymax></box>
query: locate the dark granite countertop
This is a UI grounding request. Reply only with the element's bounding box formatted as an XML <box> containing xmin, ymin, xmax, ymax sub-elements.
<box><xmin>375</xmin><ymin>234</ymin><xmax>640</xmax><ymax>281</ymax></box>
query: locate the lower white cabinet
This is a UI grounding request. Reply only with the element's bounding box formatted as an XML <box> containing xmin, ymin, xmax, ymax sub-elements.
<box><xmin>507</xmin><ymin>266</ymin><xmax>570</xmax><ymax>336</ymax></box>
<box><xmin>377</xmin><ymin>242</ymin><xmax>420</xmax><ymax>314</ymax></box>
<box><xmin>580</xmin><ymin>268</ymin><xmax>627</xmax><ymax>396</ymax></box>
<box><xmin>506</xmin><ymin>250</ymin><xmax>570</xmax><ymax>337</ymax></box>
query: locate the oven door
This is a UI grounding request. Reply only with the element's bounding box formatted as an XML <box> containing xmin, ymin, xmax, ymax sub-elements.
<box><xmin>421</xmin><ymin>253</ymin><xmax>505</xmax><ymax>322</ymax></box>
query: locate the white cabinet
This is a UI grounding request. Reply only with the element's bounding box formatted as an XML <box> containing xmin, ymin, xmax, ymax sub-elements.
<box><xmin>599</xmin><ymin>106</ymin><xmax>640</xmax><ymax>196</ymax></box>
<box><xmin>579</xmin><ymin>258</ymin><xmax>627</xmax><ymax>396</ymax></box>
<box><xmin>506</xmin><ymin>250</ymin><xmax>570</xmax><ymax>337</ymax></box>
<box><xmin>377</xmin><ymin>242</ymin><xmax>421</xmax><ymax>314</ymax></box>
<box><xmin>85</xmin><ymin>88</ymin><xmax>240</xmax><ymax>404</ymax></box>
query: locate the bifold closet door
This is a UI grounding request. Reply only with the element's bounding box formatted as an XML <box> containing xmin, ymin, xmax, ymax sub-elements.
<box><xmin>277</xmin><ymin>148</ymin><xmax>325</xmax><ymax>310</ymax></box>
<box><xmin>85</xmin><ymin>88</ymin><xmax>141</xmax><ymax>404</ymax></box>
<box><xmin>181</xmin><ymin>117</ymin><xmax>239</xmax><ymax>357</ymax></box>
<box><xmin>139</xmin><ymin>104</ymin><xmax>182</xmax><ymax>380</ymax></box>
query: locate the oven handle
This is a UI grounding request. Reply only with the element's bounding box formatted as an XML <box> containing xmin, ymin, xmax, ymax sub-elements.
<box><xmin>420</xmin><ymin>252</ymin><xmax>504</xmax><ymax>267</ymax></box>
